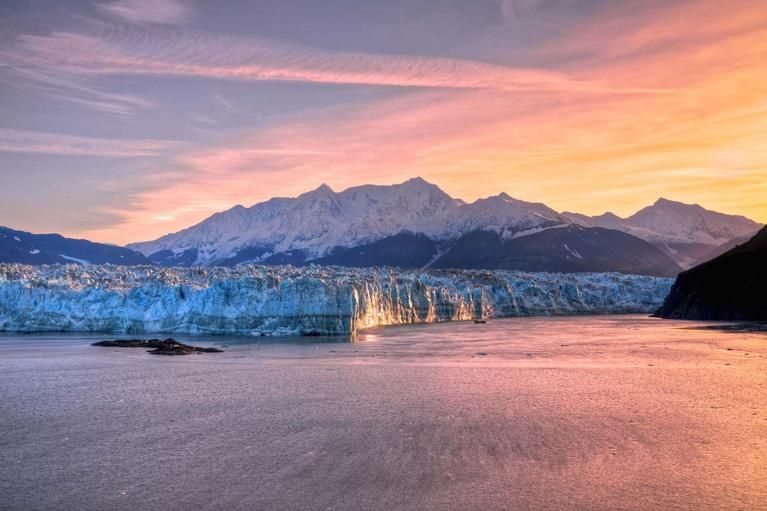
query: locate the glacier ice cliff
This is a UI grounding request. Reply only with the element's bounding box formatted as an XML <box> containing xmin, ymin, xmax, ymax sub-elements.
<box><xmin>0</xmin><ymin>264</ymin><xmax>673</xmax><ymax>337</ymax></box>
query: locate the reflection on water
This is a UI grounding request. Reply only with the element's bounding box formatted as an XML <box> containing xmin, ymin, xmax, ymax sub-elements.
<box><xmin>1</xmin><ymin>315</ymin><xmax>766</xmax><ymax>510</ymax></box>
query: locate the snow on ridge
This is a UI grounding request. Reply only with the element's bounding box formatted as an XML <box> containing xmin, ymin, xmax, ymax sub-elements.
<box><xmin>505</xmin><ymin>223</ymin><xmax>568</xmax><ymax>240</ymax></box>
<box><xmin>127</xmin><ymin>178</ymin><xmax>568</xmax><ymax>265</ymax></box>
<box><xmin>59</xmin><ymin>254</ymin><xmax>90</xmax><ymax>265</ymax></box>
<box><xmin>127</xmin><ymin>178</ymin><xmax>761</xmax><ymax>270</ymax></box>
<box><xmin>563</xmin><ymin>244</ymin><xmax>582</xmax><ymax>259</ymax></box>
<box><xmin>0</xmin><ymin>264</ymin><xmax>673</xmax><ymax>338</ymax></box>
<box><xmin>566</xmin><ymin>200</ymin><xmax>761</xmax><ymax>246</ymax></box>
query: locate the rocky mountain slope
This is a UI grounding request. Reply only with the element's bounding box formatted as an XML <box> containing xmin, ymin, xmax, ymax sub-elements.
<box><xmin>430</xmin><ymin>225</ymin><xmax>681</xmax><ymax>277</ymax></box>
<box><xmin>656</xmin><ymin>227</ymin><xmax>767</xmax><ymax>321</ymax></box>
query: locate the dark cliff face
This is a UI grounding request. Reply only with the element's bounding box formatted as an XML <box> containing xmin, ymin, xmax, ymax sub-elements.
<box><xmin>656</xmin><ymin>226</ymin><xmax>767</xmax><ymax>320</ymax></box>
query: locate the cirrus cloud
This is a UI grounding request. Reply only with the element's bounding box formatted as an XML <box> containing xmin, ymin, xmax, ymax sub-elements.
<box><xmin>98</xmin><ymin>0</ymin><xmax>191</xmax><ymax>25</ymax></box>
<box><xmin>3</xmin><ymin>24</ymin><xmax>662</xmax><ymax>95</ymax></box>
<box><xmin>0</xmin><ymin>128</ymin><xmax>178</xmax><ymax>157</ymax></box>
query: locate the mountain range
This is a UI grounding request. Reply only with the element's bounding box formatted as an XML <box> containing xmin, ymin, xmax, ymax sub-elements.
<box><xmin>561</xmin><ymin>198</ymin><xmax>760</xmax><ymax>268</ymax></box>
<box><xmin>126</xmin><ymin>177</ymin><xmax>760</xmax><ymax>276</ymax></box>
<box><xmin>2</xmin><ymin>178</ymin><xmax>760</xmax><ymax>277</ymax></box>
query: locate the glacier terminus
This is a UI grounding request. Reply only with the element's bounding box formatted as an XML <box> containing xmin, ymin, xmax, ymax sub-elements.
<box><xmin>0</xmin><ymin>264</ymin><xmax>672</xmax><ymax>338</ymax></box>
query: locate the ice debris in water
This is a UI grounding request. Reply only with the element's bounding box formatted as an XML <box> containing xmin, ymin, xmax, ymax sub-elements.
<box><xmin>0</xmin><ymin>264</ymin><xmax>673</xmax><ymax>337</ymax></box>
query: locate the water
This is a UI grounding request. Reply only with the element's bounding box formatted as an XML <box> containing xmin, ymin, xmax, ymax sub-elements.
<box><xmin>1</xmin><ymin>315</ymin><xmax>766</xmax><ymax>510</ymax></box>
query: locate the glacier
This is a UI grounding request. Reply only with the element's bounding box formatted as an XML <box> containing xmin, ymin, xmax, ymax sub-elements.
<box><xmin>0</xmin><ymin>264</ymin><xmax>673</xmax><ymax>338</ymax></box>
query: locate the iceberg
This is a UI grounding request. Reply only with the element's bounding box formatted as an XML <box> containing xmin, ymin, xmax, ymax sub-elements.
<box><xmin>0</xmin><ymin>264</ymin><xmax>673</xmax><ymax>337</ymax></box>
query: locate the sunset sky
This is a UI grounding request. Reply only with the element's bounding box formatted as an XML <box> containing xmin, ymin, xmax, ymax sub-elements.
<box><xmin>1</xmin><ymin>0</ymin><xmax>765</xmax><ymax>245</ymax></box>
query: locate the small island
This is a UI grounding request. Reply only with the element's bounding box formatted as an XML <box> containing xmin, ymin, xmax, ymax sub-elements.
<box><xmin>92</xmin><ymin>338</ymin><xmax>224</xmax><ymax>355</ymax></box>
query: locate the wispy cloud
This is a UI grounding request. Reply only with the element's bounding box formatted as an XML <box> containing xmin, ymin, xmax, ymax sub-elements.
<box><xmin>3</xmin><ymin>25</ymin><xmax>653</xmax><ymax>94</ymax></box>
<box><xmin>500</xmin><ymin>0</ymin><xmax>547</xmax><ymax>23</ymax></box>
<box><xmin>98</xmin><ymin>0</ymin><xmax>191</xmax><ymax>25</ymax></box>
<box><xmin>0</xmin><ymin>1</ymin><xmax>189</xmax><ymax>116</ymax></box>
<box><xmin>0</xmin><ymin>1</ymin><xmax>665</xmax><ymax>117</ymax></box>
<box><xmin>212</xmin><ymin>91</ymin><xmax>234</xmax><ymax>111</ymax></box>
<box><xmin>0</xmin><ymin>128</ymin><xmax>178</xmax><ymax>157</ymax></box>
<box><xmin>78</xmin><ymin>0</ymin><xmax>767</xmax><ymax>243</ymax></box>
<box><xmin>8</xmin><ymin>0</ymin><xmax>766</xmax><ymax>244</ymax></box>
<box><xmin>5</xmin><ymin>67</ymin><xmax>154</xmax><ymax>116</ymax></box>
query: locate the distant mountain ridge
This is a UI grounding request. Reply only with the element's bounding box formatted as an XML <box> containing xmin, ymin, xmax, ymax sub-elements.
<box><xmin>1</xmin><ymin>178</ymin><xmax>757</xmax><ymax>277</ymax></box>
<box><xmin>562</xmin><ymin>198</ymin><xmax>761</xmax><ymax>268</ymax></box>
<box><xmin>125</xmin><ymin>177</ymin><xmax>759</xmax><ymax>276</ymax></box>
<box><xmin>129</xmin><ymin>177</ymin><xmax>570</xmax><ymax>267</ymax></box>
<box><xmin>429</xmin><ymin>225</ymin><xmax>680</xmax><ymax>277</ymax></box>
<box><xmin>0</xmin><ymin>226</ymin><xmax>150</xmax><ymax>266</ymax></box>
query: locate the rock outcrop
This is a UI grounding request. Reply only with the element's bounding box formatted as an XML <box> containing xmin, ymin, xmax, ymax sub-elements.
<box><xmin>656</xmin><ymin>227</ymin><xmax>767</xmax><ymax>321</ymax></box>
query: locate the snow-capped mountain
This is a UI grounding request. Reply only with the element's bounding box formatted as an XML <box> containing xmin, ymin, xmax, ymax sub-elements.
<box><xmin>128</xmin><ymin>178</ymin><xmax>760</xmax><ymax>274</ymax></box>
<box><xmin>129</xmin><ymin>177</ymin><xmax>568</xmax><ymax>267</ymax></box>
<box><xmin>562</xmin><ymin>198</ymin><xmax>762</xmax><ymax>268</ymax></box>
<box><xmin>0</xmin><ymin>226</ymin><xmax>150</xmax><ymax>266</ymax></box>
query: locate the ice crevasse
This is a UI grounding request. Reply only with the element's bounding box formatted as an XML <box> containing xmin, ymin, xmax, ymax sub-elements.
<box><xmin>0</xmin><ymin>264</ymin><xmax>673</xmax><ymax>337</ymax></box>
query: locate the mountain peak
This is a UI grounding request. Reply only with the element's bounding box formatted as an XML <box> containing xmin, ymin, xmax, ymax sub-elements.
<box><xmin>653</xmin><ymin>197</ymin><xmax>697</xmax><ymax>209</ymax></box>
<box><xmin>400</xmin><ymin>176</ymin><xmax>441</xmax><ymax>191</ymax></box>
<box><xmin>299</xmin><ymin>183</ymin><xmax>336</xmax><ymax>199</ymax></box>
<box><xmin>395</xmin><ymin>177</ymin><xmax>455</xmax><ymax>203</ymax></box>
<box><xmin>473</xmin><ymin>192</ymin><xmax>521</xmax><ymax>204</ymax></box>
<box><xmin>595</xmin><ymin>212</ymin><xmax>622</xmax><ymax>220</ymax></box>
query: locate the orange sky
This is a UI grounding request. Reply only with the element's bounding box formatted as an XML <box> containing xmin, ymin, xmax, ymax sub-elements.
<box><xmin>2</xmin><ymin>0</ymin><xmax>765</xmax><ymax>244</ymax></box>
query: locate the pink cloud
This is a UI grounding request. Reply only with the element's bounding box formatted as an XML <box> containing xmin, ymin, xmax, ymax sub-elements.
<box><xmin>68</xmin><ymin>0</ymin><xmax>767</xmax><ymax>243</ymax></box>
<box><xmin>6</xmin><ymin>27</ymin><xmax>645</xmax><ymax>94</ymax></box>
<box><xmin>0</xmin><ymin>128</ymin><xmax>178</xmax><ymax>157</ymax></box>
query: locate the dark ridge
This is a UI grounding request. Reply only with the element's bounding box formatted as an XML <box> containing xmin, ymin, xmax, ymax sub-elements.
<box><xmin>0</xmin><ymin>226</ymin><xmax>151</xmax><ymax>266</ymax></box>
<box><xmin>310</xmin><ymin>232</ymin><xmax>438</xmax><ymax>269</ymax></box>
<box><xmin>431</xmin><ymin>225</ymin><xmax>681</xmax><ymax>277</ymax></box>
<box><xmin>656</xmin><ymin>226</ymin><xmax>767</xmax><ymax>320</ymax></box>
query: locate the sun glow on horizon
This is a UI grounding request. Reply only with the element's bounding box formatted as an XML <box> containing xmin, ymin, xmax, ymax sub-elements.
<box><xmin>1</xmin><ymin>0</ymin><xmax>765</xmax><ymax>245</ymax></box>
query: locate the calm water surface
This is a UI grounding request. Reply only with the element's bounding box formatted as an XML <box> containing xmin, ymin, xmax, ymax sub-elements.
<box><xmin>1</xmin><ymin>315</ymin><xmax>766</xmax><ymax>510</ymax></box>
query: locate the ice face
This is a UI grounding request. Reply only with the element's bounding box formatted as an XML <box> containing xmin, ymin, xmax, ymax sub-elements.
<box><xmin>0</xmin><ymin>264</ymin><xmax>673</xmax><ymax>337</ymax></box>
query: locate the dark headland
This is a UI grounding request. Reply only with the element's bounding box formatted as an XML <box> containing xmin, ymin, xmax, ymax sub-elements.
<box><xmin>656</xmin><ymin>226</ymin><xmax>767</xmax><ymax>321</ymax></box>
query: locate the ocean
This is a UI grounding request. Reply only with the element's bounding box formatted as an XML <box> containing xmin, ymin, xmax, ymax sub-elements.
<box><xmin>1</xmin><ymin>315</ymin><xmax>766</xmax><ymax>510</ymax></box>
